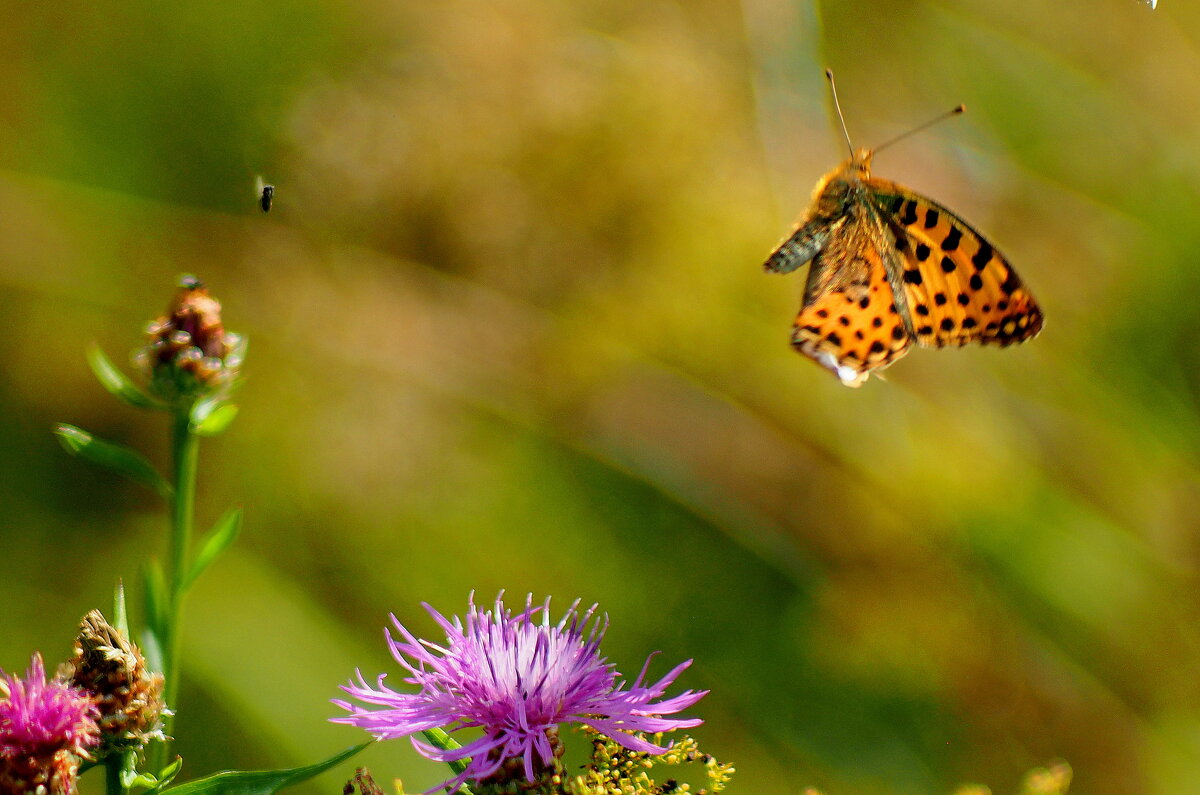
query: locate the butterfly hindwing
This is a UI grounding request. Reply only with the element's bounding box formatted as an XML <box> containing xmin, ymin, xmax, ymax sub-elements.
<box><xmin>791</xmin><ymin>235</ymin><xmax>912</xmax><ymax>387</ymax></box>
<box><xmin>868</xmin><ymin>179</ymin><xmax>1044</xmax><ymax>349</ymax></box>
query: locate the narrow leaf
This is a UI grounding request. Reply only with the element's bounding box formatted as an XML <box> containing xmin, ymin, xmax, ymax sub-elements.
<box><xmin>157</xmin><ymin>743</ymin><xmax>370</xmax><ymax>795</ymax></box>
<box><xmin>142</xmin><ymin>561</ymin><xmax>167</xmax><ymax>672</ymax></box>
<box><xmin>88</xmin><ymin>344</ymin><xmax>165</xmax><ymax>411</ymax></box>
<box><xmin>54</xmin><ymin>424</ymin><xmax>172</xmax><ymax>499</ymax></box>
<box><xmin>139</xmin><ymin>627</ymin><xmax>163</xmax><ymax>683</ymax></box>
<box><xmin>114</xmin><ymin>580</ymin><xmax>130</xmax><ymax>636</ymax></box>
<box><xmin>422</xmin><ymin>729</ymin><xmax>468</xmax><ymax>775</ymax></box>
<box><xmin>182</xmin><ymin>508</ymin><xmax>243</xmax><ymax>590</ymax></box>
<box><xmin>193</xmin><ymin>404</ymin><xmax>239</xmax><ymax>437</ymax></box>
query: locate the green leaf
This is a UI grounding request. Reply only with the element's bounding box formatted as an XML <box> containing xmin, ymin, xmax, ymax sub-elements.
<box><xmin>182</xmin><ymin>508</ymin><xmax>243</xmax><ymax>590</ymax></box>
<box><xmin>157</xmin><ymin>742</ymin><xmax>370</xmax><ymax>795</ymax></box>
<box><xmin>54</xmin><ymin>424</ymin><xmax>172</xmax><ymax>499</ymax></box>
<box><xmin>142</xmin><ymin>560</ymin><xmax>167</xmax><ymax>672</ymax></box>
<box><xmin>193</xmin><ymin>404</ymin><xmax>239</xmax><ymax>437</ymax></box>
<box><xmin>133</xmin><ymin>755</ymin><xmax>183</xmax><ymax>793</ymax></box>
<box><xmin>88</xmin><ymin>343</ymin><xmax>166</xmax><ymax>411</ymax></box>
<box><xmin>421</xmin><ymin>729</ymin><xmax>468</xmax><ymax>775</ymax></box>
<box><xmin>114</xmin><ymin>580</ymin><xmax>130</xmax><ymax>636</ymax></box>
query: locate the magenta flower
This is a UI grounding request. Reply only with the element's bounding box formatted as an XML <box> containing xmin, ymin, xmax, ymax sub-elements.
<box><xmin>0</xmin><ymin>654</ymin><xmax>99</xmax><ymax>795</ymax></box>
<box><xmin>0</xmin><ymin>654</ymin><xmax>98</xmax><ymax>759</ymax></box>
<box><xmin>332</xmin><ymin>593</ymin><xmax>707</xmax><ymax>791</ymax></box>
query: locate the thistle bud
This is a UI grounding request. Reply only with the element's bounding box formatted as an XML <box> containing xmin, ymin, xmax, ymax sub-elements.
<box><xmin>134</xmin><ymin>275</ymin><xmax>244</xmax><ymax>404</ymax></box>
<box><xmin>63</xmin><ymin>611</ymin><xmax>165</xmax><ymax>758</ymax></box>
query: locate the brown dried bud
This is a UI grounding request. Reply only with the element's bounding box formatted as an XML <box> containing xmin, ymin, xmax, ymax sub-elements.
<box><xmin>134</xmin><ymin>275</ymin><xmax>244</xmax><ymax>403</ymax></box>
<box><xmin>63</xmin><ymin>611</ymin><xmax>165</xmax><ymax>758</ymax></box>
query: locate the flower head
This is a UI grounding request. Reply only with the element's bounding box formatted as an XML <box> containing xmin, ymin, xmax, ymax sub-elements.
<box><xmin>64</xmin><ymin>610</ymin><xmax>165</xmax><ymax>757</ymax></box>
<box><xmin>0</xmin><ymin>654</ymin><xmax>99</xmax><ymax>795</ymax></box>
<box><xmin>133</xmin><ymin>275</ymin><xmax>244</xmax><ymax>403</ymax></box>
<box><xmin>332</xmin><ymin>593</ymin><xmax>707</xmax><ymax>792</ymax></box>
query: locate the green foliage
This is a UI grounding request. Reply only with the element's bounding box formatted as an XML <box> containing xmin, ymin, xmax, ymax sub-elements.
<box><xmin>87</xmin><ymin>344</ymin><xmax>167</xmax><ymax>412</ymax></box>
<box><xmin>154</xmin><ymin>743</ymin><xmax>370</xmax><ymax>795</ymax></box>
<box><xmin>53</xmin><ymin>423</ymin><xmax>172</xmax><ymax>499</ymax></box>
<box><xmin>192</xmin><ymin>404</ymin><xmax>240</xmax><ymax>437</ymax></box>
<box><xmin>182</xmin><ymin>508</ymin><xmax>243</xmax><ymax>591</ymax></box>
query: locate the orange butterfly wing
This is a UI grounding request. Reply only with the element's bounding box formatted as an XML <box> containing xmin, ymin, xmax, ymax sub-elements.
<box><xmin>790</xmin><ymin>236</ymin><xmax>912</xmax><ymax>387</ymax></box>
<box><xmin>868</xmin><ymin>180</ymin><xmax>1044</xmax><ymax>349</ymax></box>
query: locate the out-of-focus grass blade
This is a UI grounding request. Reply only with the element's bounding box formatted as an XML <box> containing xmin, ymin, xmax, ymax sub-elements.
<box><xmin>155</xmin><ymin>742</ymin><xmax>371</xmax><ymax>795</ymax></box>
<box><xmin>54</xmin><ymin>423</ymin><xmax>172</xmax><ymax>499</ymax></box>
<box><xmin>182</xmin><ymin>507</ymin><xmax>243</xmax><ymax>590</ymax></box>
<box><xmin>88</xmin><ymin>343</ymin><xmax>166</xmax><ymax>411</ymax></box>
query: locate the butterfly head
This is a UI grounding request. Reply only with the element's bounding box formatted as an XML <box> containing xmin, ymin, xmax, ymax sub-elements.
<box><xmin>848</xmin><ymin>148</ymin><xmax>874</xmax><ymax>179</ymax></box>
<box><xmin>818</xmin><ymin>148</ymin><xmax>874</xmax><ymax>197</ymax></box>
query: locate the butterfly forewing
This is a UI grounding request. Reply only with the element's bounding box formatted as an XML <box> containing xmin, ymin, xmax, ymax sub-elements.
<box><xmin>867</xmin><ymin>180</ymin><xmax>1043</xmax><ymax>349</ymax></box>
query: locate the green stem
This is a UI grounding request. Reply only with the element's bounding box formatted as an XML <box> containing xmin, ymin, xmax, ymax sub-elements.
<box><xmin>103</xmin><ymin>754</ymin><xmax>124</xmax><ymax>795</ymax></box>
<box><xmin>151</xmin><ymin>408</ymin><xmax>199</xmax><ymax>772</ymax></box>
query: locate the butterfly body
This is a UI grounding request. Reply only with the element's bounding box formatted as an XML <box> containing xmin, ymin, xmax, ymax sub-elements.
<box><xmin>766</xmin><ymin>146</ymin><xmax>1043</xmax><ymax>387</ymax></box>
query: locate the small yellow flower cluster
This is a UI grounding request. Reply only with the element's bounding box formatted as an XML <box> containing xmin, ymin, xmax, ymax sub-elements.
<box><xmin>568</xmin><ymin>730</ymin><xmax>733</xmax><ymax>795</ymax></box>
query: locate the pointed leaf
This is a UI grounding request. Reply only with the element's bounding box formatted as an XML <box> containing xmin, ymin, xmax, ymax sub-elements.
<box><xmin>422</xmin><ymin>729</ymin><xmax>468</xmax><ymax>775</ymax></box>
<box><xmin>114</xmin><ymin>581</ymin><xmax>130</xmax><ymax>637</ymax></box>
<box><xmin>140</xmin><ymin>627</ymin><xmax>164</xmax><ymax>680</ymax></box>
<box><xmin>136</xmin><ymin>757</ymin><xmax>184</xmax><ymax>794</ymax></box>
<box><xmin>142</xmin><ymin>560</ymin><xmax>167</xmax><ymax>672</ymax></box>
<box><xmin>88</xmin><ymin>344</ymin><xmax>166</xmax><ymax>411</ymax></box>
<box><xmin>193</xmin><ymin>404</ymin><xmax>239</xmax><ymax>437</ymax></box>
<box><xmin>157</xmin><ymin>742</ymin><xmax>370</xmax><ymax>795</ymax></box>
<box><xmin>182</xmin><ymin>508</ymin><xmax>243</xmax><ymax>590</ymax></box>
<box><xmin>55</xmin><ymin>424</ymin><xmax>172</xmax><ymax>499</ymax></box>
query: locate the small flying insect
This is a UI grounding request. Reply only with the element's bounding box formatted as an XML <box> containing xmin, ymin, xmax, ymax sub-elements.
<box><xmin>255</xmin><ymin>175</ymin><xmax>275</xmax><ymax>213</ymax></box>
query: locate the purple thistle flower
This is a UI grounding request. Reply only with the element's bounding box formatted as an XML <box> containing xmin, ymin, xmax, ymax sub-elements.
<box><xmin>332</xmin><ymin>593</ymin><xmax>707</xmax><ymax>791</ymax></box>
<box><xmin>0</xmin><ymin>654</ymin><xmax>99</xmax><ymax>759</ymax></box>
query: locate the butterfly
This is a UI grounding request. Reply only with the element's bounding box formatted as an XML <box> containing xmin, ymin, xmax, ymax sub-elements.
<box><xmin>764</xmin><ymin>71</ymin><xmax>1043</xmax><ymax>387</ymax></box>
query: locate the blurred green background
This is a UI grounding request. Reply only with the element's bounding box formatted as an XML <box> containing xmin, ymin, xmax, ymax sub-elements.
<box><xmin>0</xmin><ymin>0</ymin><xmax>1197</xmax><ymax>792</ymax></box>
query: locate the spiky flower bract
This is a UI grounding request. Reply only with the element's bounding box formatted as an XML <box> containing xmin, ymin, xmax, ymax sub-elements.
<box><xmin>333</xmin><ymin>593</ymin><xmax>708</xmax><ymax>792</ymax></box>
<box><xmin>0</xmin><ymin>654</ymin><xmax>99</xmax><ymax>795</ymax></box>
<box><xmin>64</xmin><ymin>610</ymin><xmax>165</xmax><ymax>758</ymax></box>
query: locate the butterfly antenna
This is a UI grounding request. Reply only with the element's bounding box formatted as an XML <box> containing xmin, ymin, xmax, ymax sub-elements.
<box><xmin>873</xmin><ymin>104</ymin><xmax>966</xmax><ymax>155</ymax></box>
<box><xmin>825</xmin><ymin>69</ymin><xmax>854</xmax><ymax>158</ymax></box>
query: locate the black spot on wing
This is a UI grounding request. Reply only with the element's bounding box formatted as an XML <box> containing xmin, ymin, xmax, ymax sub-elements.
<box><xmin>972</xmin><ymin>242</ymin><xmax>993</xmax><ymax>270</ymax></box>
<box><xmin>943</xmin><ymin>226</ymin><xmax>963</xmax><ymax>251</ymax></box>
